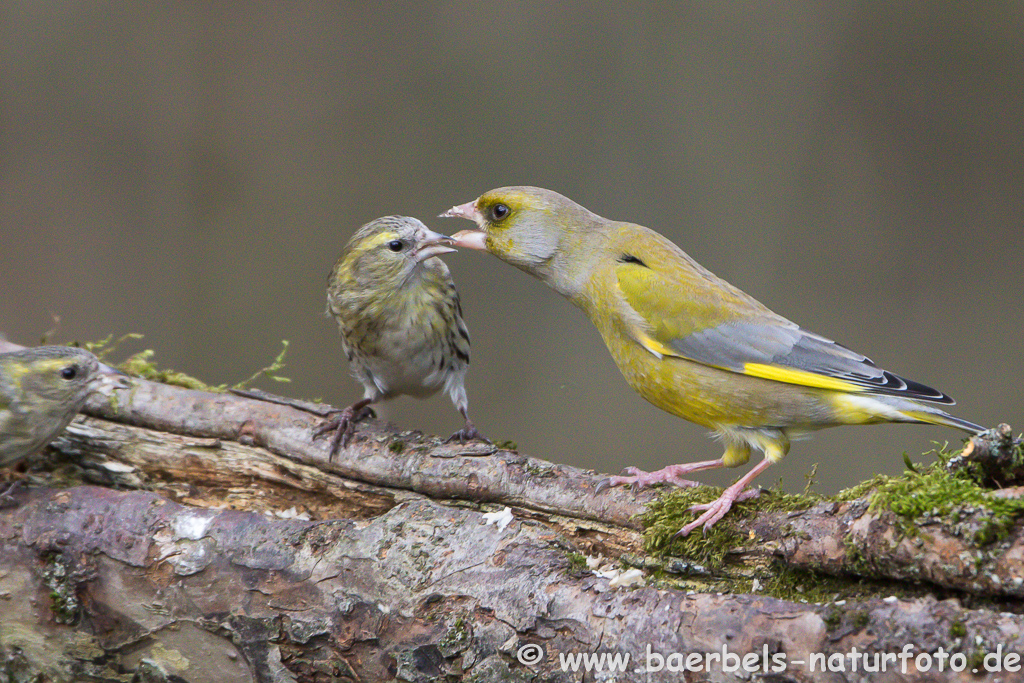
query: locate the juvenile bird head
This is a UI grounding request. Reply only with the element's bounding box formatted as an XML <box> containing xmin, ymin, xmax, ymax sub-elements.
<box><xmin>333</xmin><ymin>216</ymin><xmax>457</xmax><ymax>292</ymax></box>
<box><xmin>1</xmin><ymin>346</ymin><xmax>102</xmax><ymax>410</ymax></box>
<box><xmin>441</xmin><ymin>186</ymin><xmax>607</xmax><ymax>298</ymax></box>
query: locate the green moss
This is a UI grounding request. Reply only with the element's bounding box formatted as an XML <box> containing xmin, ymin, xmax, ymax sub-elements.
<box><xmin>851</xmin><ymin>610</ymin><xmax>870</xmax><ymax>630</ymax></box>
<box><xmin>525</xmin><ymin>462</ymin><xmax>558</xmax><ymax>478</ymax></box>
<box><xmin>438</xmin><ymin>616</ymin><xmax>471</xmax><ymax>658</ymax></box>
<box><xmin>119</xmin><ymin>349</ymin><xmax>227</xmax><ymax>391</ymax></box>
<box><xmin>232</xmin><ymin>340</ymin><xmax>291</xmax><ymax>390</ymax></box>
<box><xmin>49</xmin><ymin>589</ymin><xmax>78</xmax><ymax>624</ymax></box>
<box><xmin>823</xmin><ymin>608</ymin><xmax>842</xmax><ymax>631</ymax></box>
<box><xmin>639</xmin><ymin>444</ymin><xmax>1021</xmax><ymax>601</ymax></box>
<box><xmin>494</xmin><ymin>440</ymin><xmax>518</xmax><ymax>451</ymax></box>
<box><xmin>950</xmin><ymin>619</ymin><xmax>967</xmax><ymax>639</ymax></box>
<box><xmin>40</xmin><ymin>552</ymin><xmax>80</xmax><ymax>625</ymax></box>
<box><xmin>949</xmin><ymin>429</ymin><xmax>1024</xmax><ymax>487</ymax></box>
<box><xmin>754</xmin><ymin>567</ymin><xmax>879</xmax><ymax>604</ymax></box>
<box><xmin>388</xmin><ymin>440</ymin><xmax>405</xmax><ymax>454</ymax></box>
<box><xmin>642</xmin><ymin>485</ymin><xmax>819</xmax><ymax>567</ymax></box>
<box><xmin>841</xmin><ymin>535</ymin><xmax>874</xmax><ymax>575</ymax></box>
<box><xmin>81</xmin><ymin>332</ymin><xmax>144</xmax><ymax>360</ymax></box>
<box><xmin>112</xmin><ymin>339</ymin><xmax>292</xmax><ymax>392</ymax></box>
<box><xmin>565</xmin><ymin>552</ymin><xmax>588</xmax><ymax>575</ymax></box>
<box><xmin>642</xmin><ymin>487</ymin><xmax>745</xmax><ymax>566</ymax></box>
<box><xmin>835</xmin><ymin>451</ymin><xmax>1024</xmax><ymax>546</ymax></box>
<box><xmin>820</xmin><ymin>606</ymin><xmax>871</xmax><ymax>633</ymax></box>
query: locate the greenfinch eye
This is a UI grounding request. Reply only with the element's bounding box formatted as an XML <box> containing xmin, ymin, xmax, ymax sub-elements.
<box><xmin>60</xmin><ymin>365</ymin><xmax>78</xmax><ymax>380</ymax></box>
<box><xmin>387</xmin><ymin>240</ymin><xmax>404</xmax><ymax>252</ymax></box>
<box><xmin>490</xmin><ymin>203</ymin><xmax>510</xmax><ymax>221</ymax></box>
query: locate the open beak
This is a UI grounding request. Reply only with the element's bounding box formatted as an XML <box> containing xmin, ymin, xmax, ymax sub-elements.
<box><xmin>449</xmin><ymin>229</ymin><xmax>488</xmax><ymax>251</ymax></box>
<box><xmin>412</xmin><ymin>227</ymin><xmax>458</xmax><ymax>263</ymax></box>
<box><xmin>440</xmin><ymin>199</ymin><xmax>488</xmax><ymax>251</ymax></box>
<box><xmin>439</xmin><ymin>200</ymin><xmax>481</xmax><ymax>222</ymax></box>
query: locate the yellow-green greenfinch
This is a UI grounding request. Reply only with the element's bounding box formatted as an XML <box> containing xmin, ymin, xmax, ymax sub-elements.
<box><xmin>316</xmin><ymin>215</ymin><xmax>487</xmax><ymax>457</ymax></box>
<box><xmin>442</xmin><ymin>186</ymin><xmax>981</xmax><ymax>536</ymax></box>
<box><xmin>1</xmin><ymin>346</ymin><xmax>102</xmax><ymax>470</ymax></box>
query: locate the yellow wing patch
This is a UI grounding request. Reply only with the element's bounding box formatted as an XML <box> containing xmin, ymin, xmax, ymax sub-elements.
<box><xmin>742</xmin><ymin>363</ymin><xmax>863</xmax><ymax>393</ymax></box>
<box><xmin>636</xmin><ymin>333</ymin><xmax>676</xmax><ymax>360</ymax></box>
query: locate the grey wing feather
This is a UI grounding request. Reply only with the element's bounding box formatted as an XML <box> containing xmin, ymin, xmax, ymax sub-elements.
<box><xmin>669</xmin><ymin>319</ymin><xmax>953</xmax><ymax>404</ymax></box>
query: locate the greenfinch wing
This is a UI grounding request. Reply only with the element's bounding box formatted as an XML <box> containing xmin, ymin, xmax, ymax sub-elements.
<box><xmin>615</xmin><ymin>261</ymin><xmax>953</xmax><ymax>404</ymax></box>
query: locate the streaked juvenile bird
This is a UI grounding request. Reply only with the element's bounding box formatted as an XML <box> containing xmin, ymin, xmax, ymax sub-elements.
<box><xmin>317</xmin><ymin>215</ymin><xmax>486</xmax><ymax>457</ymax></box>
<box><xmin>1</xmin><ymin>346</ymin><xmax>102</xmax><ymax>470</ymax></box>
<box><xmin>442</xmin><ymin>186</ymin><xmax>981</xmax><ymax>536</ymax></box>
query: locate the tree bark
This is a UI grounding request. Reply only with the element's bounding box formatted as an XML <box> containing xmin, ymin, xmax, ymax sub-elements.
<box><xmin>1</xmin><ymin>357</ymin><xmax>1022</xmax><ymax>682</ymax></box>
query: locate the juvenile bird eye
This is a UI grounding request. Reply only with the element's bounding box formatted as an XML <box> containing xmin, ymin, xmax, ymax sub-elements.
<box><xmin>490</xmin><ymin>203</ymin><xmax>510</xmax><ymax>221</ymax></box>
<box><xmin>387</xmin><ymin>240</ymin><xmax>404</xmax><ymax>252</ymax></box>
<box><xmin>60</xmin><ymin>365</ymin><xmax>78</xmax><ymax>380</ymax></box>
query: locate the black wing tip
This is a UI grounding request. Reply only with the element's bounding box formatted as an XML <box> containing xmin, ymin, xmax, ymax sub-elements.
<box><xmin>883</xmin><ymin>370</ymin><xmax>955</xmax><ymax>404</ymax></box>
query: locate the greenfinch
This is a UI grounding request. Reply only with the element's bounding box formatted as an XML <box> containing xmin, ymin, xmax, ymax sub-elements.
<box><xmin>0</xmin><ymin>346</ymin><xmax>102</xmax><ymax>470</ymax></box>
<box><xmin>317</xmin><ymin>215</ymin><xmax>487</xmax><ymax>457</ymax></box>
<box><xmin>442</xmin><ymin>186</ymin><xmax>981</xmax><ymax>536</ymax></box>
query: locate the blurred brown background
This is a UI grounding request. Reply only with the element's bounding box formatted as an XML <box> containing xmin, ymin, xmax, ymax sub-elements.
<box><xmin>2</xmin><ymin>3</ymin><xmax>1021</xmax><ymax>494</ymax></box>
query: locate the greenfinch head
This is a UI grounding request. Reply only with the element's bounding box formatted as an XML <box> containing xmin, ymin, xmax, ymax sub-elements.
<box><xmin>442</xmin><ymin>186</ymin><xmax>605</xmax><ymax>299</ymax></box>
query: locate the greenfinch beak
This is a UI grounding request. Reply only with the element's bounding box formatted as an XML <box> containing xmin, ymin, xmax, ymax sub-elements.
<box><xmin>440</xmin><ymin>201</ymin><xmax>488</xmax><ymax>251</ymax></box>
<box><xmin>412</xmin><ymin>227</ymin><xmax>457</xmax><ymax>263</ymax></box>
<box><xmin>439</xmin><ymin>200</ymin><xmax>481</xmax><ymax>222</ymax></box>
<box><xmin>448</xmin><ymin>229</ymin><xmax>488</xmax><ymax>251</ymax></box>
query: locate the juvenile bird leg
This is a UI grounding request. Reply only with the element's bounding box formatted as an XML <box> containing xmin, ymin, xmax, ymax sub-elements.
<box><xmin>313</xmin><ymin>398</ymin><xmax>375</xmax><ymax>460</ymax></box>
<box><xmin>445</xmin><ymin>408</ymin><xmax>490</xmax><ymax>444</ymax></box>
<box><xmin>676</xmin><ymin>458</ymin><xmax>772</xmax><ymax>537</ymax></box>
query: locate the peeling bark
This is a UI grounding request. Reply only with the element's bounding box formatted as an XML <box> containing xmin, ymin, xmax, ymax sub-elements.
<box><xmin>4</xmin><ymin>486</ymin><xmax>1023</xmax><ymax>683</ymax></box>
<box><xmin>0</xmin><ymin>362</ymin><xmax>1022</xmax><ymax>682</ymax></box>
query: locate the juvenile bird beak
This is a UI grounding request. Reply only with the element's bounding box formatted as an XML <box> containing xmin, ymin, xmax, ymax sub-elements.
<box><xmin>439</xmin><ymin>200</ymin><xmax>481</xmax><ymax>223</ymax></box>
<box><xmin>413</xmin><ymin>228</ymin><xmax>457</xmax><ymax>263</ymax></box>
<box><xmin>96</xmin><ymin>363</ymin><xmax>132</xmax><ymax>392</ymax></box>
<box><xmin>449</xmin><ymin>229</ymin><xmax>489</xmax><ymax>251</ymax></box>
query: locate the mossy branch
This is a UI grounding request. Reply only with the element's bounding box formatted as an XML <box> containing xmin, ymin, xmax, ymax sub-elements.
<box><xmin>2</xmin><ymin>337</ymin><xmax>1023</xmax><ymax>682</ymax></box>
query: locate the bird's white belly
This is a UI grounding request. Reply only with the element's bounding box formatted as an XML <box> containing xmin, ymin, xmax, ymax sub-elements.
<box><xmin>361</xmin><ymin>345</ymin><xmax>448</xmax><ymax>399</ymax></box>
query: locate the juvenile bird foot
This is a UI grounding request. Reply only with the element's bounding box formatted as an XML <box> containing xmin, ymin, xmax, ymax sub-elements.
<box><xmin>596</xmin><ymin>460</ymin><xmax>724</xmax><ymax>493</ymax></box>
<box><xmin>676</xmin><ymin>487</ymin><xmax>762</xmax><ymax>537</ymax></box>
<box><xmin>313</xmin><ymin>401</ymin><xmax>375</xmax><ymax>460</ymax></box>
<box><xmin>445</xmin><ymin>420</ymin><xmax>490</xmax><ymax>445</ymax></box>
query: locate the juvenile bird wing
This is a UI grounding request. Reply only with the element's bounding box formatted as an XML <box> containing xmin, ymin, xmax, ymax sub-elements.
<box><xmin>614</xmin><ymin>243</ymin><xmax>952</xmax><ymax>404</ymax></box>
